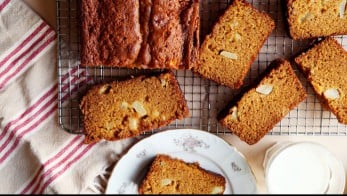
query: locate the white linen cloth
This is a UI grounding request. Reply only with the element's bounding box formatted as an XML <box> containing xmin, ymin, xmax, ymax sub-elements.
<box><xmin>0</xmin><ymin>0</ymin><xmax>135</xmax><ymax>193</ymax></box>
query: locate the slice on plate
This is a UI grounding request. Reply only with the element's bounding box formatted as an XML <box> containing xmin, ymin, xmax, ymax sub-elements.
<box><xmin>138</xmin><ymin>154</ymin><xmax>226</xmax><ymax>194</ymax></box>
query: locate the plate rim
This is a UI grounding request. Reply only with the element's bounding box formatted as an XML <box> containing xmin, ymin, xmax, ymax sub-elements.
<box><xmin>105</xmin><ymin>128</ymin><xmax>258</xmax><ymax>194</ymax></box>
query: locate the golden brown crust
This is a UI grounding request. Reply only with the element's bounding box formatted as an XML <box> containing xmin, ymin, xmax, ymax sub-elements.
<box><xmin>295</xmin><ymin>37</ymin><xmax>347</xmax><ymax>124</ymax></box>
<box><xmin>138</xmin><ymin>154</ymin><xmax>226</xmax><ymax>194</ymax></box>
<box><xmin>80</xmin><ymin>0</ymin><xmax>142</xmax><ymax>67</ymax></box>
<box><xmin>181</xmin><ymin>0</ymin><xmax>200</xmax><ymax>70</ymax></box>
<box><xmin>195</xmin><ymin>0</ymin><xmax>275</xmax><ymax>89</ymax></box>
<box><xmin>286</xmin><ymin>0</ymin><xmax>347</xmax><ymax>40</ymax></box>
<box><xmin>80</xmin><ymin>72</ymin><xmax>189</xmax><ymax>143</ymax></box>
<box><xmin>80</xmin><ymin>0</ymin><xmax>200</xmax><ymax>70</ymax></box>
<box><xmin>219</xmin><ymin>59</ymin><xmax>307</xmax><ymax>145</ymax></box>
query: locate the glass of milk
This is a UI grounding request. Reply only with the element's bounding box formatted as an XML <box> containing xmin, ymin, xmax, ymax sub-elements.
<box><xmin>263</xmin><ymin>141</ymin><xmax>344</xmax><ymax>194</ymax></box>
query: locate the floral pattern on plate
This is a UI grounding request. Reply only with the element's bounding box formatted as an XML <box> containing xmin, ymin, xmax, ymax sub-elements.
<box><xmin>105</xmin><ymin>129</ymin><xmax>257</xmax><ymax>194</ymax></box>
<box><xmin>173</xmin><ymin>135</ymin><xmax>210</xmax><ymax>152</ymax></box>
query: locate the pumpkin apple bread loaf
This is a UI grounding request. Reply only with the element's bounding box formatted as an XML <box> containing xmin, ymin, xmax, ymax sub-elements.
<box><xmin>80</xmin><ymin>72</ymin><xmax>189</xmax><ymax>143</ymax></box>
<box><xmin>138</xmin><ymin>154</ymin><xmax>226</xmax><ymax>194</ymax></box>
<box><xmin>219</xmin><ymin>59</ymin><xmax>307</xmax><ymax>145</ymax></box>
<box><xmin>80</xmin><ymin>0</ymin><xmax>200</xmax><ymax>69</ymax></box>
<box><xmin>295</xmin><ymin>37</ymin><xmax>347</xmax><ymax>124</ymax></box>
<box><xmin>196</xmin><ymin>0</ymin><xmax>275</xmax><ymax>89</ymax></box>
<box><xmin>286</xmin><ymin>0</ymin><xmax>347</xmax><ymax>40</ymax></box>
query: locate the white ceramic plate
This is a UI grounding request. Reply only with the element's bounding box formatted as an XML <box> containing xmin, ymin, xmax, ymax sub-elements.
<box><xmin>105</xmin><ymin>129</ymin><xmax>257</xmax><ymax>194</ymax></box>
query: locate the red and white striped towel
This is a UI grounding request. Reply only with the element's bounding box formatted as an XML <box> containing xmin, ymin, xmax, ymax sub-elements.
<box><xmin>0</xmin><ymin>0</ymin><xmax>134</xmax><ymax>193</ymax></box>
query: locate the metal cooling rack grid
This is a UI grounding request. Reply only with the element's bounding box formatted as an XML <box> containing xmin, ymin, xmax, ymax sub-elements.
<box><xmin>57</xmin><ymin>0</ymin><xmax>347</xmax><ymax>135</ymax></box>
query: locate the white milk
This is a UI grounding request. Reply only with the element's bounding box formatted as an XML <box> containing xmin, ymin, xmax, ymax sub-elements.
<box><xmin>264</xmin><ymin>142</ymin><xmax>331</xmax><ymax>194</ymax></box>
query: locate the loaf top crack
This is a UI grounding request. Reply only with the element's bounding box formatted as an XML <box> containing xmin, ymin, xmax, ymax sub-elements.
<box><xmin>80</xmin><ymin>0</ymin><xmax>200</xmax><ymax>69</ymax></box>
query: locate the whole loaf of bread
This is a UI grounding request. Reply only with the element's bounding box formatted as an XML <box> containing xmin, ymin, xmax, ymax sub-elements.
<box><xmin>80</xmin><ymin>0</ymin><xmax>200</xmax><ymax>70</ymax></box>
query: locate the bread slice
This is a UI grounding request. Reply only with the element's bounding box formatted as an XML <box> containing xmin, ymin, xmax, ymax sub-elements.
<box><xmin>79</xmin><ymin>72</ymin><xmax>189</xmax><ymax>143</ymax></box>
<box><xmin>219</xmin><ymin>59</ymin><xmax>307</xmax><ymax>145</ymax></box>
<box><xmin>138</xmin><ymin>154</ymin><xmax>226</xmax><ymax>194</ymax></box>
<box><xmin>295</xmin><ymin>37</ymin><xmax>347</xmax><ymax>124</ymax></box>
<box><xmin>195</xmin><ymin>0</ymin><xmax>275</xmax><ymax>89</ymax></box>
<box><xmin>286</xmin><ymin>0</ymin><xmax>347</xmax><ymax>40</ymax></box>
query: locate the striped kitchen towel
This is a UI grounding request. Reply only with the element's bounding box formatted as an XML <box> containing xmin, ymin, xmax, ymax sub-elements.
<box><xmin>0</xmin><ymin>0</ymin><xmax>134</xmax><ymax>193</ymax></box>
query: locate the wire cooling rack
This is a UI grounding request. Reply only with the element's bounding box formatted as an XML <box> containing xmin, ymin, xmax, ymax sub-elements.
<box><xmin>57</xmin><ymin>0</ymin><xmax>347</xmax><ymax>136</ymax></box>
